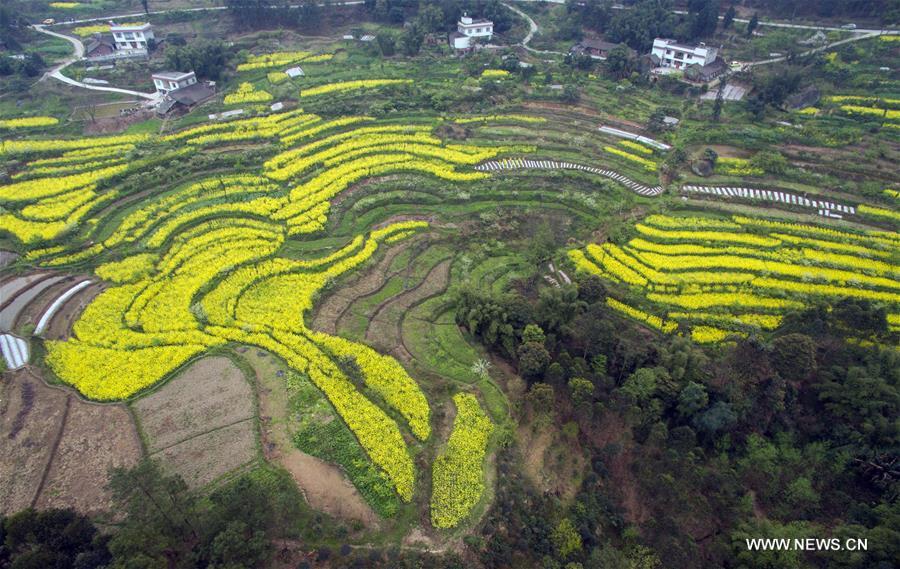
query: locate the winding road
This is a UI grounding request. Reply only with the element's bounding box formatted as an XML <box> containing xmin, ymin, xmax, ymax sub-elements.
<box><xmin>33</xmin><ymin>25</ymin><xmax>158</xmax><ymax>99</ymax></box>
<box><xmin>31</xmin><ymin>0</ymin><xmax>899</xmax><ymax>97</ymax></box>
<box><xmin>503</xmin><ymin>2</ymin><xmax>564</xmax><ymax>55</ymax></box>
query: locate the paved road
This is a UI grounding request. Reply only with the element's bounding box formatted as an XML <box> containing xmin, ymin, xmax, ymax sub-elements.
<box><xmin>502</xmin><ymin>2</ymin><xmax>564</xmax><ymax>55</ymax></box>
<box><xmin>743</xmin><ymin>30</ymin><xmax>884</xmax><ymax>68</ymax></box>
<box><xmin>32</xmin><ymin>25</ymin><xmax>158</xmax><ymax>99</ymax></box>
<box><xmin>508</xmin><ymin>0</ymin><xmax>897</xmax><ymax>33</ymax></box>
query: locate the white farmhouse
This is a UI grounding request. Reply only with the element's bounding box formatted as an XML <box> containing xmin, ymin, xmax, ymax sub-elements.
<box><xmin>152</xmin><ymin>71</ymin><xmax>197</xmax><ymax>94</ymax></box>
<box><xmin>110</xmin><ymin>22</ymin><xmax>154</xmax><ymax>54</ymax></box>
<box><xmin>450</xmin><ymin>13</ymin><xmax>493</xmax><ymax>50</ymax></box>
<box><xmin>650</xmin><ymin>38</ymin><xmax>718</xmax><ymax>70</ymax></box>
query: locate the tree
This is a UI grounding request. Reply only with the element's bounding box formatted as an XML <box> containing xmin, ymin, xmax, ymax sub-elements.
<box><xmin>577</xmin><ymin>274</ymin><xmax>606</xmax><ymax>304</ymax></box>
<box><xmin>689</xmin><ymin>0</ymin><xmax>720</xmax><ymax>39</ymax></box>
<box><xmin>620</xmin><ymin>367</ymin><xmax>662</xmax><ymax>401</ymax></box>
<box><xmin>646</xmin><ymin>108</ymin><xmax>666</xmax><ymax>133</ymax></box>
<box><xmin>1</xmin><ymin>509</ymin><xmax>111</xmax><ymax>568</ymax></box>
<box><xmin>19</xmin><ymin>53</ymin><xmax>44</xmax><ymax>77</ymax></box>
<box><xmin>526</xmin><ymin>382</ymin><xmax>555</xmax><ymax>414</ymax></box>
<box><xmin>107</xmin><ymin>460</ymin><xmax>202</xmax><ymax>564</ymax></box>
<box><xmin>399</xmin><ymin>22</ymin><xmax>424</xmax><ymax>56</ymax></box>
<box><xmin>712</xmin><ymin>79</ymin><xmax>726</xmax><ymax>122</ymax></box>
<box><xmin>417</xmin><ymin>3</ymin><xmax>444</xmax><ymax>32</ymax></box>
<box><xmin>693</xmin><ymin>401</ymin><xmax>736</xmax><ymax>437</ymax></box>
<box><xmin>527</xmin><ymin>221</ymin><xmax>557</xmax><ymax>267</ymax></box>
<box><xmin>747</xmin><ymin>13</ymin><xmax>759</xmax><ymax>37</ymax></box>
<box><xmin>165</xmin><ymin>41</ymin><xmax>229</xmax><ymax>80</ymax></box>
<box><xmin>569</xmin><ymin>377</ymin><xmax>595</xmax><ymax>408</ymax></box>
<box><xmin>376</xmin><ymin>31</ymin><xmax>397</xmax><ymax>56</ymax></box>
<box><xmin>605</xmin><ymin>45</ymin><xmax>635</xmax><ymax>80</ymax></box>
<box><xmin>522</xmin><ymin>324</ymin><xmax>546</xmax><ymax>344</ymax></box>
<box><xmin>518</xmin><ymin>341</ymin><xmax>551</xmax><ymax>379</ymax></box>
<box><xmin>677</xmin><ymin>382</ymin><xmax>709</xmax><ymax>418</ymax></box>
<box><xmin>723</xmin><ymin>5</ymin><xmax>735</xmax><ymax>29</ymax></box>
<box><xmin>551</xmin><ymin>518</ymin><xmax>582</xmax><ymax>559</ymax></box>
<box><xmin>750</xmin><ymin>150</ymin><xmax>787</xmax><ymax>174</ymax></box>
<box><xmin>591</xmin><ymin>354</ymin><xmax>607</xmax><ymax>377</ymax></box>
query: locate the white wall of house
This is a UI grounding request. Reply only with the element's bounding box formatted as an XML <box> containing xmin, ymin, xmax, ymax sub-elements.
<box><xmin>458</xmin><ymin>16</ymin><xmax>493</xmax><ymax>40</ymax></box>
<box><xmin>651</xmin><ymin>38</ymin><xmax>718</xmax><ymax>69</ymax></box>
<box><xmin>152</xmin><ymin>72</ymin><xmax>197</xmax><ymax>94</ymax></box>
<box><xmin>111</xmin><ymin>25</ymin><xmax>154</xmax><ymax>52</ymax></box>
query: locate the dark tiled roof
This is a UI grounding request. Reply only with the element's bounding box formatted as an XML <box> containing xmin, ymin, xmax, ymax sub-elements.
<box><xmin>700</xmin><ymin>58</ymin><xmax>727</xmax><ymax>75</ymax></box>
<box><xmin>575</xmin><ymin>39</ymin><xmax>619</xmax><ymax>52</ymax></box>
<box><xmin>170</xmin><ymin>82</ymin><xmax>215</xmax><ymax>106</ymax></box>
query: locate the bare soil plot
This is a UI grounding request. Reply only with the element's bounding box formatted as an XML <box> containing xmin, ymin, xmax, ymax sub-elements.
<box><xmin>0</xmin><ymin>370</ymin><xmax>142</xmax><ymax>516</ymax></box>
<box><xmin>518</xmin><ymin>421</ymin><xmax>587</xmax><ymax>503</ymax></box>
<box><xmin>133</xmin><ymin>356</ymin><xmax>255</xmax><ymax>452</ymax></box>
<box><xmin>132</xmin><ymin>356</ymin><xmax>258</xmax><ymax>488</ymax></box>
<box><xmin>34</xmin><ymin>397</ymin><xmax>142</xmax><ymax>515</ymax></box>
<box><xmin>153</xmin><ymin>420</ymin><xmax>256</xmax><ymax>489</ymax></box>
<box><xmin>0</xmin><ymin>370</ymin><xmax>67</xmax><ymax>515</ymax></box>
<box><xmin>311</xmin><ymin>241</ymin><xmax>412</xmax><ymax>334</ymax></box>
<box><xmin>248</xmin><ymin>349</ymin><xmax>379</xmax><ymax>527</ymax></box>
<box><xmin>365</xmin><ymin>259</ymin><xmax>451</xmax><ymax>358</ymax></box>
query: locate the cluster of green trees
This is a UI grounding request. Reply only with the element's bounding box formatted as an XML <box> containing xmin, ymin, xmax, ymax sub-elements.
<box><xmin>0</xmin><ymin>3</ymin><xmax>47</xmax><ymax>86</ymax></box>
<box><xmin>740</xmin><ymin>0</ymin><xmax>900</xmax><ymax>23</ymax></box>
<box><xmin>164</xmin><ymin>41</ymin><xmax>230</xmax><ymax>80</ymax></box>
<box><xmin>0</xmin><ymin>52</ymin><xmax>44</xmax><ymax>78</ymax></box>
<box><xmin>224</xmin><ymin>0</ymin><xmax>322</xmax><ymax>30</ymax></box>
<box><xmin>462</xmin><ymin>260</ymin><xmax>898</xmax><ymax>568</ymax></box>
<box><xmin>0</xmin><ymin>462</ymin><xmax>471</xmax><ymax>568</ymax></box>
<box><xmin>566</xmin><ymin>0</ymin><xmax>725</xmax><ymax>52</ymax></box>
<box><xmin>365</xmin><ymin>0</ymin><xmax>515</xmax><ymax>57</ymax></box>
<box><xmin>0</xmin><ymin>463</ymin><xmax>314</xmax><ymax>568</ymax></box>
<box><xmin>365</xmin><ymin>0</ymin><xmax>515</xmax><ymax>33</ymax></box>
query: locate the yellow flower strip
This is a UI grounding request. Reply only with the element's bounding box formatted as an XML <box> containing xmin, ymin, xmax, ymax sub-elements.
<box><xmin>604</xmin><ymin>145</ymin><xmax>657</xmax><ymax>171</ymax></box>
<box><xmin>431</xmin><ymin>393</ymin><xmax>493</xmax><ymax>528</ymax></box>
<box><xmin>0</xmin><ymin>116</ymin><xmax>60</xmax><ymax>129</ymax></box>
<box><xmin>647</xmin><ymin>292</ymin><xmax>803</xmax><ymax>311</ymax></box>
<box><xmin>0</xmin><ymin>133</ymin><xmax>149</xmax><ymax>156</ymax></box>
<box><xmin>733</xmin><ymin>215</ymin><xmax>896</xmax><ymax>249</ymax></box>
<box><xmin>300</xmin><ymin>79</ymin><xmax>413</xmax><ymax>98</ymax></box>
<box><xmin>635</xmin><ymin>224</ymin><xmax>782</xmax><ymax>247</ymax></box>
<box><xmin>0</xmin><ymin>164</ymin><xmax>127</xmax><ymax>203</ymax></box>
<box><xmin>632</xmin><ymin>251</ymin><xmax>900</xmax><ymax>292</ymax></box>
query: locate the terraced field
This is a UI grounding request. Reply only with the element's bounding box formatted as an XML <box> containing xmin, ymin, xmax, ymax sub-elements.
<box><xmin>2</xmin><ymin>109</ymin><xmax>578</xmax><ymax>531</ymax></box>
<box><xmin>2</xmin><ymin>73</ymin><xmax>895</xmax><ymax>541</ymax></box>
<box><xmin>569</xmin><ymin>214</ymin><xmax>900</xmax><ymax>342</ymax></box>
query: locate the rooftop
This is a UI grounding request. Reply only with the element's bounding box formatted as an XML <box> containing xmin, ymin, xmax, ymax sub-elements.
<box><xmin>459</xmin><ymin>16</ymin><xmax>492</xmax><ymax>26</ymax></box>
<box><xmin>654</xmin><ymin>38</ymin><xmax>713</xmax><ymax>51</ymax></box>
<box><xmin>152</xmin><ymin>70</ymin><xmax>195</xmax><ymax>81</ymax></box>
<box><xmin>110</xmin><ymin>22</ymin><xmax>151</xmax><ymax>31</ymax></box>
<box><xmin>169</xmin><ymin>82</ymin><xmax>215</xmax><ymax>106</ymax></box>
